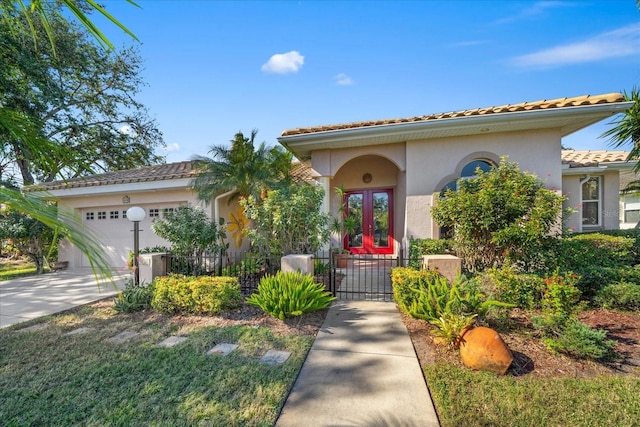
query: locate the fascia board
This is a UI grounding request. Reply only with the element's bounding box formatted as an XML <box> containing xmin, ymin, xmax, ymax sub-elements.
<box><xmin>31</xmin><ymin>178</ymin><xmax>193</xmax><ymax>198</ymax></box>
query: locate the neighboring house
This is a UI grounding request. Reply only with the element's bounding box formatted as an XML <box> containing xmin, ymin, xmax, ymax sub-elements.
<box><xmin>278</xmin><ymin>93</ymin><xmax>632</xmax><ymax>255</ymax></box>
<box><xmin>27</xmin><ymin>92</ymin><xmax>635</xmax><ymax>268</ymax></box>
<box><xmin>619</xmin><ymin>167</ymin><xmax>640</xmax><ymax>229</ymax></box>
<box><xmin>561</xmin><ymin>150</ymin><xmax>636</xmax><ymax>232</ymax></box>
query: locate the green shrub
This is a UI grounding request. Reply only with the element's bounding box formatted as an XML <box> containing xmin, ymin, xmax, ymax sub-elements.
<box><xmin>543</xmin><ymin>319</ymin><xmax>615</xmax><ymax>360</ymax></box>
<box><xmin>151</xmin><ymin>274</ymin><xmax>242</xmax><ymax>314</ymax></box>
<box><xmin>113</xmin><ymin>280</ymin><xmax>154</xmax><ymax>313</ymax></box>
<box><xmin>541</xmin><ymin>271</ymin><xmax>582</xmax><ymax>325</ymax></box>
<box><xmin>555</xmin><ymin>233</ymin><xmax>634</xmax><ymax>272</ymax></box>
<box><xmin>246</xmin><ymin>271</ymin><xmax>335</xmax><ymax>320</ymax></box>
<box><xmin>573</xmin><ymin>266</ymin><xmax>622</xmax><ymax>302</ymax></box>
<box><xmin>220</xmin><ymin>253</ymin><xmax>264</xmax><ymax>276</ymax></box>
<box><xmin>391</xmin><ymin>267</ymin><xmax>511</xmax><ymax>321</ymax></box>
<box><xmin>591</xmin><ymin>228</ymin><xmax>640</xmax><ymax>265</ymax></box>
<box><xmin>478</xmin><ymin>266</ymin><xmax>546</xmax><ymax>310</ymax></box>
<box><xmin>595</xmin><ymin>282</ymin><xmax>640</xmax><ymax>310</ymax></box>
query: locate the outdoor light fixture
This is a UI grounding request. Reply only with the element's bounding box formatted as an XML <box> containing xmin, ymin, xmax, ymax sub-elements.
<box><xmin>126</xmin><ymin>206</ymin><xmax>146</xmax><ymax>286</ymax></box>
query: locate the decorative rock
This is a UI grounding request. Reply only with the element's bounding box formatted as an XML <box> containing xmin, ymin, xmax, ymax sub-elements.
<box><xmin>108</xmin><ymin>331</ymin><xmax>140</xmax><ymax>343</ymax></box>
<box><xmin>459</xmin><ymin>326</ymin><xmax>513</xmax><ymax>375</ymax></box>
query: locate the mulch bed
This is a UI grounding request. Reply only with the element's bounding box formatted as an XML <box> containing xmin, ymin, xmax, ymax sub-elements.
<box><xmin>402</xmin><ymin>308</ymin><xmax>640</xmax><ymax>378</ymax></box>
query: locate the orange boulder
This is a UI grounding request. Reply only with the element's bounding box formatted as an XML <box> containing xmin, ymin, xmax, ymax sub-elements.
<box><xmin>459</xmin><ymin>326</ymin><xmax>513</xmax><ymax>375</ymax></box>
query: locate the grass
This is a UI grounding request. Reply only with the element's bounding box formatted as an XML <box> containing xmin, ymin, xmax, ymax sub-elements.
<box><xmin>0</xmin><ymin>302</ymin><xmax>313</xmax><ymax>426</ymax></box>
<box><xmin>425</xmin><ymin>363</ymin><xmax>640</xmax><ymax>427</ymax></box>
<box><xmin>0</xmin><ymin>258</ymin><xmax>47</xmax><ymax>280</ymax></box>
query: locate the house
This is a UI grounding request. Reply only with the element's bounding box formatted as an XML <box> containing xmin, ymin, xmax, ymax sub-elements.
<box><xmin>31</xmin><ymin>92</ymin><xmax>634</xmax><ymax>268</ymax></box>
<box><xmin>279</xmin><ymin>93</ymin><xmax>633</xmax><ymax>255</ymax></box>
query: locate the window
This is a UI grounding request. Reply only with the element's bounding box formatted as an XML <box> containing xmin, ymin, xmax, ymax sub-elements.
<box><xmin>622</xmin><ymin>194</ymin><xmax>640</xmax><ymax>225</ymax></box>
<box><xmin>162</xmin><ymin>208</ymin><xmax>174</xmax><ymax>216</ymax></box>
<box><xmin>149</xmin><ymin>208</ymin><xmax>160</xmax><ymax>218</ymax></box>
<box><xmin>98</xmin><ymin>211</ymin><xmax>106</xmax><ymax>220</ymax></box>
<box><xmin>460</xmin><ymin>159</ymin><xmax>493</xmax><ymax>178</ymax></box>
<box><xmin>110</xmin><ymin>211</ymin><xmax>119</xmax><ymax>219</ymax></box>
<box><xmin>85</xmin><ymin>212</ymin><xmax>94</xmax><ymax>220</ymax></box>
<box><xmin>581</xmin><ymin>177</ymin><xmax>601</xmax><ymax>226</ymax></box>
<box><xmin>122</xmin><ymin>210</ymin><xmax>128</xmax><ymax>219</ymax></box>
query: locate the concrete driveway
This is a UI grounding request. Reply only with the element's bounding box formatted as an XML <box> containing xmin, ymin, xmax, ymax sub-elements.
<box><xmin>0</xmin><ymin>269</ymin><xmax>129</xmax><ymax>329</ymax></box>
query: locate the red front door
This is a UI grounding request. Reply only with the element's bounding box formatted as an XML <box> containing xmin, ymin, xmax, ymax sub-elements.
<box><xmin>344</xmin><ymin>189</ymin><xmax>394</xmax><ymax>254</ymax></box>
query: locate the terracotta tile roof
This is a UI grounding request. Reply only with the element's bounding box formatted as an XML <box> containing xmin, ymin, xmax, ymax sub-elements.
<box><xmin>25</xmin><ymin>161</ymin><xmax>194</xmax><ymax>192</ymax></box>
<box><xmin>281</xmin><ymin>93</ymin><xmax>625</xmax><ymax>137</ymax></box>
<box><xmin>561</xmin><ymin>150</ymin><xmax>630</xmax><ymax>168</ymax></box>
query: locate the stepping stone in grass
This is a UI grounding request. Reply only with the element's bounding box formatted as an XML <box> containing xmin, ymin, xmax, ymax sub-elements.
<box><xmin>260</xmin><ymin>350</ymin><xmax>291</xmax><ymax>365</ymax></box>
<box><xmin>17</xmin><ymin>323</ymin><xmax>48</xmax><ymax>333</ymax></box>
<box><xmin>206</xmin><ymin>343</ymin><xmax>238</xmax><ymax>356</ymax></box>
<box><xmin>158</xmin><ymin>336</ymin><xmax>188</xmax><ymax>348</ymax></box>
<box><xmin>65</xmin><ymin>327</ymin><xmax>94</xmax><ymax>336</ymax></box>
<box><xmin>108</xmin><ymin>331</ymin><xmax>140</xmax><ymax>343</ymax></box>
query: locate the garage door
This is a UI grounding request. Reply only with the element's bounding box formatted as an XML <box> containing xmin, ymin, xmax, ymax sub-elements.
<box><xmin>80</xmin><ymin>205</ymin><xmax>177</xmax><ymax>268</ymax></box>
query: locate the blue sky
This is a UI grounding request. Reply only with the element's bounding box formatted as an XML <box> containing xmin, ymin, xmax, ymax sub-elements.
<box><xmin>94</xmin><ymin>1</ymin><xmax>640</xmax><ymax>163</ymax></box>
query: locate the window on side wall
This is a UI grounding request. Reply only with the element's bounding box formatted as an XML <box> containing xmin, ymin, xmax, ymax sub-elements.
<box><xmin>623</xmin><ymin>194</ymin><xmax>640</xmax><ymax>225</ymax></box>
<box><xmin>581</xmin><ymin>177</ymin><xmax>601</xmax><ymax>227</ymax></box>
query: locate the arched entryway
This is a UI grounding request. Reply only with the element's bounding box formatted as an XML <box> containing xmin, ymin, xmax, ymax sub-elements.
<box><xmin>332</xmin><ymin>155</ymin><xmax>401</xmax><ymax>256</ymax></box>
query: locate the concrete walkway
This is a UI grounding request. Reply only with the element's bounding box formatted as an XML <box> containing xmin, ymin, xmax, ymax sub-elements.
<box><xmin>0</xmin><ymin>269</ymin><xmax>128</xmax><ymax>328</ymax></box>
<box><xmin>276</xmin><ymin>300</ymin><xmax>440</xmax><ymax>427</ymax></box>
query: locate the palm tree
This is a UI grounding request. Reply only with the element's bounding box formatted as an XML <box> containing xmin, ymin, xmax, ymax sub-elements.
<box><xmin>191</xmin><ymin>130</ymin><xmax>293</xmax><ymax>203</ymax></box>
<box><xmin>602</xmin><ymin>88</ymin><xmax>640</xmax><ymax>173</ymax></box>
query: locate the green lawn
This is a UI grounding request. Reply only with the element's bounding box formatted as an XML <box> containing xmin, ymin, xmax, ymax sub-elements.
<box><xmin>0</xmin><ymin>258</ymin><xmax>46</xmax><ymax>280</ymax></box>
<box><xmin>425</xmin><ymin>363</ymin><xmax>640</xmax><ymax>427</ymax></box>
<box><xmin>0</xmin><ymin>302</ymin><xmax>312</xmax><ymax>426</ymax></box>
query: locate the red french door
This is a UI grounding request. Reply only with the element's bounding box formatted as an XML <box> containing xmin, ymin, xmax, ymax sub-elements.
<box><xmin>344</xmin><ymin>189</ymin><xmax>394</xmax><ymax>254</ymax></box>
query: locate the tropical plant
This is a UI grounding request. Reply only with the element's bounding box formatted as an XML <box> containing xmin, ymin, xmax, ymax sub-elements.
<box><xmin>113</xmin><ymin>280</ymin><xmax>154</xmax><ymax>313</ymax></box>
<box><xmin>602</xmin><ymin>87</ymin><xmax>640</xmax><ymax>173</ymax></box>
<box><xmin>191</xmin><ymin>130</ymin><xmax>294</xmax><ymax>204</ymax></box>
<box><xmin>240</xmin><ymin>183</ymin><xmax>330</xmax><ymax>258</ymax></box>
<box><xmin>246</xmin><ymin>271</ymin><xmax>336</xmax><ymax>320</ymax></box>
<box><xmin>429</xmin><ymin>313</ymin><xmax>477</xmax><ymax>349</ymax></box>
<box><xmin>330</xmin><ymin>185</ymin><xmax>356</xmax><ymax>253</ymax></box>
<box><xmin>431</xmin><ymin>158</ymin><xmax>565</xmax><ymax>273</ymax></box>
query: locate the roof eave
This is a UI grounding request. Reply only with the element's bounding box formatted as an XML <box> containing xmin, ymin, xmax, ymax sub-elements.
<box><xmin>279</xmin><ymin>101</ymin><xmax>633</xmax><ymax>160</ymax></box>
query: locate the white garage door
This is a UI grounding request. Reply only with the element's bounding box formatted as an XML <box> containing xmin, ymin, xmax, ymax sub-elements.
<box><xmin>80</xmin><ymin>204</ymin><xmax>177</xmax><ymax>268</ymax></box>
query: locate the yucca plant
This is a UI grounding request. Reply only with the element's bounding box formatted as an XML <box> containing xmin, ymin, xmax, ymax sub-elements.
<box><xmin>246</xmin><ymin>271</ymin><xmax>336</xmax><ymax>320</ymax></box>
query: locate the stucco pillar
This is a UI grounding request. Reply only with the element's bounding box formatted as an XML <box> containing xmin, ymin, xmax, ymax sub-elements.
<box><xmin>318</xmin><ymin>176</ymin><xmax>331</xmax><ymax>251</ymax></box>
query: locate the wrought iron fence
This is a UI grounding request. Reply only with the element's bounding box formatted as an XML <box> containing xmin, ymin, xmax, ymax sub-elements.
<box><xmin>165</xmin><ymin>248</ymin><xmax>425</xmax><ymax>300</ymax></box>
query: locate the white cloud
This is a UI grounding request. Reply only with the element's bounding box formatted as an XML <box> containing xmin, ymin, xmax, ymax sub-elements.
<box><xmin>162</xmin><ymin>143</ymin><xmax>180</xmax><ymax>153</ymax></box>
<box><xmin>118</xmin><ymin>125</ymin><xmax>134</xmax><ymax>135</ymax></box>
<box><xmin>261</xmin><ymin>51</ymin><xmax>304</xmax><ymax>74</ymax></box>
<box><xmin>334</xmin><ymin>73</ymin><xmax>353</xmax><ymax>86</ymax></box>
<box><xmin>510</xmin><ymin>23</ymin><xmax>640</xmax><ymax>69</ymax></box>
<box><xmin>496</xmin><ymin>1</ymin><xmax>573</xmax><ymax>24</ymax></box>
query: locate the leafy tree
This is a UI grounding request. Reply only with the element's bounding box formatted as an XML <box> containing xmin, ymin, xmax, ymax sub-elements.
<box><xmin>0</xmin><ymin>208</ymin><xmax>55</xmax><ymax>273</ymax></box>
<box><xmin>0</xmin><ymin>0</ymin><xmax>140</xmax><ymax>280</ymax></box>
<box><xmin>0</xmin><ymin>7</ymin><xmax>164</xmax><ymax>185</ymax></box>
<box><xmin>151</xmin><ymin>205</ymin><xmax>225</xmax><ymax>257</ymax></box>
<box><xmin>240</xmin><ymin>183</ymin><xmax>330</xmax><ymax>258</ymax></box>
<box><xmin>431</xmin><ymin>158</ymin><xmax>565</xmax><ymax>273</ymax></box>
<box><xmin>602</xmin><ymin>88</ymin><xmax>640</xmax><ymax>174</ymax></box>
<box><xmin>191</xmin><ymin>130</ymin><xmax>294</xmax><ymax>203</ymax></box>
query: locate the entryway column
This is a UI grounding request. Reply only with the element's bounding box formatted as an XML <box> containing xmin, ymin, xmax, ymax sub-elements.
<box><xmin>318</xmin><ymin>176</ymin><xmax>331</xmax><ymax>251</ymax></box>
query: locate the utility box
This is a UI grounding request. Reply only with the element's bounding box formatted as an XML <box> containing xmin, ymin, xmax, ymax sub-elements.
<box><xmin>138</xmin><ymin>253</ymin><xmax>167</xmax><ymax>285</ymax></box>
<box><xmin>422</xmin><ymin>254</ymin><xmax>461</xmax><ymax>283</ymax></box>
<box><xmin>281</xmin><ymin>254</ymin><xmax>314</xmax><ymax>275</ymax></box>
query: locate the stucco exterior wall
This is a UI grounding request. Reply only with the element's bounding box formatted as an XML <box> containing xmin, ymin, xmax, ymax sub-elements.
<box><xmin>404</xmin><ymin>129</ymin><xmax>563</xmax><ymax>239</ymax></box>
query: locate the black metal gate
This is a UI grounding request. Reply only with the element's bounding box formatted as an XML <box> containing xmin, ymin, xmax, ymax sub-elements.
<box><xmin>324</xmin><ymin>253</ymin><xmax>399</xmax><ymax>301</ymax></box>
